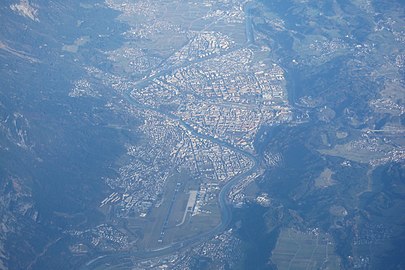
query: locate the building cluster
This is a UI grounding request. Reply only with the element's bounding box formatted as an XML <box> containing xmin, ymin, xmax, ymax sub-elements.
<box><xmin>193</xmin><ymin>229</ymin><xmax>242</xmax><ymax>263</ymax></box>
<box><xmin>371</xmin><ymin>148</ymin><xmax>405</xmax><ymax>166</ymax></box>
<box><xmin>350</xmin><ymin>223</ymin><xmax>394</xmax><ymax>269</ymax></box>
<box><xmin>178</xmin><ymin>102</ymin><xmax>261</xmax><ymax>150</ymax></box>
<box><xmin>100</xmin><ymin>119</ymin><xmax>179</xmax><ymax>216</ymax></box>
<box><xmin>105</xmin><ymin>0</ymin><xmax>159</xmax><ymax>20</ymax></box>
<box><xmin>309</xmin><ymin>38</ymin><xmax>347</xmax><ymax>54</ymax></box>
<box><xmin>85</xmin><ymin>66</ymin><xmax>137</xmax><ymax>94</ymax></box>
<box><xmin>140</xmin><ymin>229</ymin><xmax>242</xmax><ymax>270</ymax></box>
<box><xmin>73</xmin><ymin>28</ymin><xmax>294</xmax><ymax>238</ymax></box>
<box><xmin>98</xmin><ymin>110</ymin><xmax>252</xmax><ymax>217</ymax></box>
<box><xmin>344</xmin><ymin>132</ymin><xmax>404</xmax><ymax>165</ymax></box>
<box><xmin>69</xmin><ymin>78</ymin><xmax>99</xmax><ymax>98</ymax></box>
<box><xmin>369</xmin><ymin>97</ymin><xmax>405</xmax><ymax>116</ymax></box>
<box><xmin>263</xmin><ymin>151</ymin><xmax>283</xmax><ymax>167</ymax></box>
<box><xmin>255</xmin><ymin>193</ymin><xmax>271</xmax><ymax>207</ymax></box>
<box><xmin>353</xmin><ymin>224</ymin><xmax>393</xmax><ymax>246</ymax></box>
<box><xmin>107</xmin><ymin>46</ymin><xmax>162</xmax><ymax>75</ymax></box>
<box><xmin>102</xmin><ymin>154</ymin><xmax>168</xmax><ymax>216</ymax></box>
<box><xmin>351</xmin><ymin>256</ymin><xmax>370</xmax><ymax>269</ymax></box>
<box><xmin>164</xmin><ymin>31</ymin><xmax>234</xmax><ymax>66</ymax></box>
<box><xmin>395</xmin><ymin>53</ymin><xmax>405</xmax><ymax>67</ymax></box>
<box><xmin>130</xmin><ymin>47</ymin><xmax>291</xmax><ymax>150</ymax></box>
<box><xmin>228</xmin><ymin>170</ymin><xmax>263</xmax><ymax>205</ymax></box>
<box><xmin>172</xmin><ymin>132</ymin><xmax>253</xmax><ymax>182</ymax></box>
<box><xmin>67</xmin><ymin>2</ymin><xmax>296</xmax><ymax>258</ymax></box>
<box><xmin>66</xmin><ymin>224</ymin><xmax>129</xmax><ymax>252</ymax></box>
<box><xmin>300</xmin><ymin>37</ymin><xmax>348</xmax><ymax>64</ymax></box>
<box><xmin>192</xmin><ymin>183</ymin><xmax>220</xmax><ymax>215</ymax></box>
<box><xmin>124</xmin><ymin>20</ymin><xmax>182</xmax><ymax>40</ymax></box>
<box><xmin>119</xmin><ymin>229</ymin><xmax>242</xmax><ymax>270</ymax></box>
<box><xmin>202</xmin><ymin>3</ymin><xmax>245</xmax><ymax>24</ymax></box>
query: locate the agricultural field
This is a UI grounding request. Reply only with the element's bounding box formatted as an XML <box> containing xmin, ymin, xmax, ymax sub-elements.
<box><xmin>271</xmin><ymin>228</ymin><xmax>340</xmax><ymax>270</ymax></box>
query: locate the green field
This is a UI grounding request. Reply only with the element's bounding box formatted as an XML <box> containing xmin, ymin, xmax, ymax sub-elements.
<box><xmin>271</xmin><ymin>228</ymin><xmax>340</xmax><ymax>270</ymax></box>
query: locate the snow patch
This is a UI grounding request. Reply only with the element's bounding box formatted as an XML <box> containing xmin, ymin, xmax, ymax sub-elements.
<box><xmin>10</xmin><ymin>0</ymin><xmax>39</xmax><ymax>22</ymax></box>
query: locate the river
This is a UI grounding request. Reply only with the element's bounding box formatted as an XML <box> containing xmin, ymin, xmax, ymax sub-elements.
<box><xmin>81</xmin><ymin>85</ymin><xmax>259</xmax><ymax>269</ymax></box>
<box><xmin>81</xmin><ymin>12</ymin><xmax>261</xmax><ymax>267</ymax></box>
